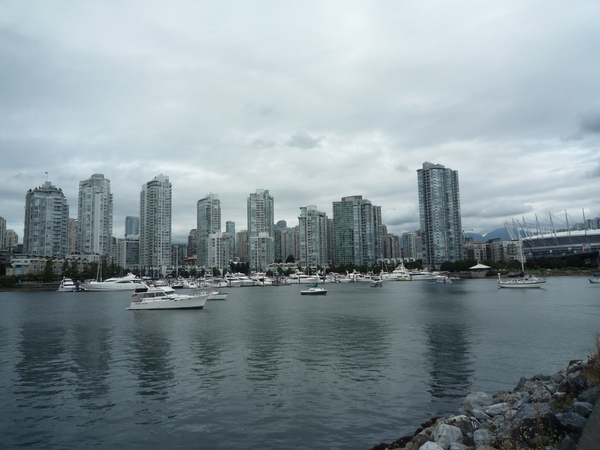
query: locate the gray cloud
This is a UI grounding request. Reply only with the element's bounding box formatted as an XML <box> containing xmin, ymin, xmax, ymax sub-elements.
<box><xmin>1</xmin><ymin>1</ymin><xmax>600</xmax><ymax>241</ymax></box>
<box><xmin>285</xmin><ymin>131</ymin><xmax>323</xmax><ymax>149</ymax></box>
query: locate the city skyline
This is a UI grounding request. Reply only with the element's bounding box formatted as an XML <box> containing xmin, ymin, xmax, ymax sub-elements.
<box><xmin>1</xmin><ymin>2</ymin><xmax>599</xmax><ymax>242</ymax></box>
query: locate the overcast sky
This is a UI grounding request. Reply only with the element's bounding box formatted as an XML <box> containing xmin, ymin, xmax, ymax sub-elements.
<box><xmin>1</xmin><ymin>1</ymin><xmax>599</xmax><ymax>243</ymax></box>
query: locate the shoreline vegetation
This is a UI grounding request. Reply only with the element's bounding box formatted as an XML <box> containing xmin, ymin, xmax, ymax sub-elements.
<box><xmin>371</xmin><ymin>335</ymin><xmax>600</xmax><ymax>450</ymax></box>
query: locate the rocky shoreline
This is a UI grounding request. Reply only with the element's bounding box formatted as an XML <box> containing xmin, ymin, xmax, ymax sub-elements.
<box><xmin>371</xmin><ymin>358</ymin><xmax>599</xmax><ymax>450</ymax></box>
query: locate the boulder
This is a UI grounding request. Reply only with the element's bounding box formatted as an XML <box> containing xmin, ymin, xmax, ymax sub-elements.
<box><xmin>445</xmin><ymin>415</ymin><xmax>475</xmax><ymax>436</ymax></box>
<box><xmin>419</xmin><ymin>442</ymin><xmax>444</xmax><ymax>450</ymax></box>
<box><xmin>572</xmin><ymin>401</ymin><xmax>594</xmax><ymax>418</ymax></box>
<box><xmin>432</xmin><ymin>424</ymin><xmax>463</xmax><ymax>450</ymax></box>
<box><xmin>464</xmin><ymin>392</ymin><xmax>493</xmax><ymax>414</ymax></box>
<box><xmin>473</xmin><ymin>428</ymin><xmax>494</xmax><ymax>448</ymax></box>
<box><xmin>513</xmin><ymin>402</ymin><xmax>557</xmax><ymax>439</ymax></box>
<box><xmin>555</xmin><ymin>411</ymin><xmax>588</xmax><ymax>434</ymax></box>
<box><xmin>483</xmin><ymin>402</ymin><xmax>511</xmax><ymax>417</ymax></box>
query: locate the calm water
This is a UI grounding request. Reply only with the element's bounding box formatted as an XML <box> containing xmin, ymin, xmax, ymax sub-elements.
<box><xmin>0</xmin><ymin>277</ymin><xmax>599</xmax><ymax>449</ymax></box>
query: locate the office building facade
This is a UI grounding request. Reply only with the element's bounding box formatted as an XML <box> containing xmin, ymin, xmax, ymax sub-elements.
<box><xmin>417</xmin><ymin>162</ymin><xmax>463</xmax><ymax>268</ymax></box>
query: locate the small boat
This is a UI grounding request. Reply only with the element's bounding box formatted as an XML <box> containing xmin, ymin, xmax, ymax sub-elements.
<box><xmin>202</xmin><ymin>290</ymin><xmax>228</xmax><ymax>300</ymax></box>
<box><xmin>300</xmin><ymin>283</ymin><xmax>327</xmax><ymax>295</ymax></box>
<box><xmin>370</xmin><ymin>280</ymin><xmax>383</xmax><ymax>287</ymax></box>
<box><xmin>589</xmin><ymin>274</ymin><xmax>600</xmax><ymax>284</ymax></box>
<box><xmin>127</xmin><ymin>285</ymin><xmax>209</xmax><ymax>310</ymax></box>
<box><xmin>497</xmin><ymin>273</ymin><xmax>545</xmax><ymax>289</ymax></box>
<box><xmin>57</xmin><ymin>277</ymin><xmax>77</xmax><ymax>292</ymax></box>
<box><xmin>436</xmin><ymin>276</ymin><xmax>452</xmax><ymax>284</ymax></box>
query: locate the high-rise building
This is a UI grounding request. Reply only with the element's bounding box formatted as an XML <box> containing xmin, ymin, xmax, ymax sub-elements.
<box><xmin>197</xmin><ymin>193</ymin><xmax>221</xmax><ymax>268</ymax></box>
<box><xmin>5</xmin><ymin>230</ymin><xmax>18</xmax><ymax>252</ymax></box>
<box><xmin>298</xmin><ymin>205</ymin><xmax>328</xmax><ymax>268</ymax></box>
<box><xmin>236</xmin><ymin>230</ymin><xmax>248</xmax><ymax>262</ymax></box>
<box><xmin>171</xmin><ymin>243</ymin><xmax>187</xmax><ymax>267</ymax></box>
<box><xmin>116</xmin><ymin>236</ymin><xmax>140</xmax><ymax>271</ymax></box>
<box><xmin>77</xmin><ymin>174</ymin><xmax>113</xmax><ymax>256</ymax></box>
<box><xmin>139</xmin><ymin>174</ymin><xmax>172</xmax><ymax>276</ymax></box>
<box><xmin>67</xmin><ymin>218</ymin><xmax>77</xmax><ymax>255</ymax></box>
<box><xmin>417</xmin><ymin>162</ymin><xmax>463</xmax><ymax>268</ymax></box>
<box><xmin>0</xmin><ymin>216</ymin><xmax>6</xmax><ymax>250</ymax></box>
<box><xmin>207</xmin><ymin>231</ymin><xmax>233</xmax><ymax>271</ymax></box>
<box><xmin>23</xmin><ymin>181</ymin><xmax>70</xmax><ymax>258</ymax></box>
<box><xmin>188</xmin><ymin>228</ymin><xmax>197</xmax><ymax>257</ymax></box>
<box><xmin>247</xmin><ymin>189</ymin><xmax>274</xmax><ymax>270</ymax></box>
<box><xmin>125</xmin><ymin>216</ymin><xmax>140</xmax><ymax>237</ymax></box>
<box><xmin>383</xmin><ymin>233</ymin><xmax>401</xmax><ymax>260</ymax></box>
<box><xmin>280</xmin><ymin>226</ymin><xmax>299</xmax><ymax>262</ymax></box>
<box><xmin>226</xmin><ymin>221</ymin><xmax>236</xmax><ymax>256</ymax></box>
<box><xmin>332</xmin><ymin>195</ymin><xmax>382</xmax><ymax>266</ymax></box>
<box><xmin>401</xmin><ymin>231</ymin><xmax>421</xmax><ymax>260</ymax></box>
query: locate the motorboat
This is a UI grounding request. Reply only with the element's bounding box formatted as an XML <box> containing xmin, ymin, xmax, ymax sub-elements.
<box><xmin>300</xmin><ymin>286</ymin><xmax>327</xmax><ymax>295</ymax></box>
<box><xmin>589</xmin><ymin>274</ymin><xmax>600</xmax><ymax>284</ymax></box>
<box><xmin>81</xmin><ymin>273</ymin><xmax>146</xmax><ymax>292</ymax></box>
<box><xmin>287</xmin><ymin>273</ymin><xmax>321</xmax><ymax>284</ymax></box>
<box><xmin>202</xmin><ymin>290</ymin><xmax>228</xmax><ymax>300</ymax></box>
<box><xmin>370</xmin><ymin>280</ymin><xmax>383</xmax><ymax>287</ymax></box>
<box><xmin>408</xmin><ymin>269</ymin><xmax>440</xmax><ymax>281</ymax></box>
<box><xmin>436</xmin><ymin>276</ymin><xmax>452</xmax><ymax>284</ymax></box>
<box><xmin>497</xmin><ymin>273</ymin><xmax>545</xmax><ymax>289</ymax></box>
<box><xmin>127</xmin><ymin>285</ymin><xmax>209</xmax><ymax>310</ymax></box>
<box><xmin>57</xmin><ymin>277</ymin><xmax>77</xmax><ymax>292</ymax></box>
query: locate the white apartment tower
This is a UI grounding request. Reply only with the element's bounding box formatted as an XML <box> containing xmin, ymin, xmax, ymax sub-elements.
<box><xmin>140</xmin><ymin>174</ymin><xmax>172</xmax><ymax>276</ymax></box>
<box><xmin>77</xmin><ymin>174</ymin><xmax>113</xmax><ymax>256</ymax></box>
<box><xmin>23</xmin><ymin>181</ymin><xmax>70</xmax><ymax>258</ymax></box>
<box><xmin>417</xmin><ymin>162</ymin><xmax>463</xmax><ymax>268</ymax></box>
<box><xmin>247</xmin><ymin>189</ymin><xmax>274</xmax><ymax>270</ymax></box>
<box><xmin>197</xmin><ymin>193</ymin><xmax>221</xmax><ymax>268</ymax></box>
<box><xmin>298</xmin><ymin>205</ymin><xmax>328</xmax><ymax>268</ymax></box>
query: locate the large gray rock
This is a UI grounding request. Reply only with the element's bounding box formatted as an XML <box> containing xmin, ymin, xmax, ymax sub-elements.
<box><xmin>513</xmin><ymin>402</ymin><xmax>557</xmax><ymax>439</ymax></box>
<box><xmin>419</xmin><ymin>442</ymin><xmax>444</xmax><ymax>450</ymax></box>
<box><xmin>445</xmin><ymin>415</ymin><xmax>475</xmax><ymax>435</ymax></box>
<box><xmin>483</xmin><ymin>402</ymin><xmax>511</xmax><ymax>417</ymax></box>
<box><xmin>464</xmin><ymin>392</ymin><xmax>493</xmax><ymax>414</ymax></box>
<box><xmin>473</xmin><ymin>428</ymin><xmax>494</xmax><ymax>447</ymax></box>
<box><xmin>432</xmin><ymin>424</ymin><xmax>463</xmax><ymax>450</ymax></box>
<box><xmin>448</xmin><ymin>444</ymin><xmax>468</xmax><ymax>450</ymax></box>
<box><xmin>572</xmin><ymin>401</ymin><xmax>593</xmax><ymax>418</ymax></box>
<box><xmin>555</xmin><ymin>411</ymin><xmax>588</xmax><ymax>434</ymax></box>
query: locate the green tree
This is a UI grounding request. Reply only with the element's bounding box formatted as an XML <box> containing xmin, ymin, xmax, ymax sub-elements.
<box><xmin>42</xmin><ymin>259</ymin><xmax>56</xmax><ymax>282</ymax></box>
<box><xmin>286</xmin><ymin>254</ymin><xmax>295</xmax><ymax>263</ymax></box>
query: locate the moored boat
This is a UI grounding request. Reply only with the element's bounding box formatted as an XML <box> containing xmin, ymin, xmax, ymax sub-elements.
<box><xmin>81</xmin><ymin>273</ymin><xmax>146</xmax><ymax>292</ymax></box>
<box><xmin>57</xmin><ymin>277</ymin><xmax>77</xmax><ymax>292</ymax></box>
<box><xmin>497</xmin><ymin>273</ymin><xmax>545</xmax><ymax>289</ymax></box>
<box><xmin>127</xmin><ymin>285</ymin><xmax>209</xmax><ymax>310</ymax></box>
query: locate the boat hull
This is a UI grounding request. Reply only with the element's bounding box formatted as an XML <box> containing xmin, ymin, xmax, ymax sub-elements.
<box><xmin>127</xmin><ymin>297</ymin><xmax>207</xmax><ymax>310</ymax></box>
<box><xmin>498</xmin><ymin>281</ymin><xmax>545</xmax><ymax>288</ymax></box>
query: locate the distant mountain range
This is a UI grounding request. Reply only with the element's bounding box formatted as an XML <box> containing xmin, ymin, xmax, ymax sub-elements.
<box><xmin>464</xmin><ymin>227</ymin><xmax>514</xmax><ymax>242</ymax></box>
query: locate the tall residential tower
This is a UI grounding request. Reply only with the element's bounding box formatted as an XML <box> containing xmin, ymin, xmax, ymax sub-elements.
<box><xmin>197</xmin><ymin>193</ymin><xmax>221</xmax><ymax>268</ymax></box>
<box><xmin>23</xmin><ymin>181</ymin><xmax>69</xmax><ymax>258</ymax></box>
<box><xmin>247</xmin><ymin>189</ymin><xmax>274</xmax><ymax>270</ymax></box>
<box><xmin>77</xmin><ymin>174</ymin><xmax>113</xmax><ymax>256</ymax></box>
<box><xmin>417</xmin><ymin>162</ymin><xmax>463</xmax><ymax>268</ymax></box>
<box><xmin>139</xmin><ymin>174</ymin><xmax>172</xmax><ymax>276</ymax></box>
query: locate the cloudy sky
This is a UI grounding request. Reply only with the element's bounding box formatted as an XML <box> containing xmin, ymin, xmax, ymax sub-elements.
<box><xmin>1</xmin><ymin>0</ymin><xmax>599</xmax><ymax>243</ymax></box>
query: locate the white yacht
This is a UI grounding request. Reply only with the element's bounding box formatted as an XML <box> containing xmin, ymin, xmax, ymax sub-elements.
<box><xmin>383</xmin><ymin>263</ymin><xmax>412</xmax><ymax>281</ymax></box>
<box><xmin>57</xmin><ymin>277</ymin><xmax>77</xmax><ymax>292</ymax></box>
<box><xmin>127</xmin><ymin>285</ymin><xmax>209</xmax><ymax>310</ymax></box>
<box><xmin>81</xmin><ymin>273</ymin><xmax>146</xmax><ymax>292</ymax></box>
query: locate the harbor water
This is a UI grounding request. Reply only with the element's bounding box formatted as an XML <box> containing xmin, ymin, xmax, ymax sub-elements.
<box><xmin>0</xmin><ymin>277</ymin><xmax>598</xmax><ymax>449</ymax></box>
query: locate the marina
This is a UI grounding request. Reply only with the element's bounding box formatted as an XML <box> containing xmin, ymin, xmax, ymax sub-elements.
<box><xmin>0</xmin><ymin>277</ymin><xmax>598</xmax><ymax>449</ymax></box>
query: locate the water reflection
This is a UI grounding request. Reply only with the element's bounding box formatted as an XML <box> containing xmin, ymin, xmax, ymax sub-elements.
<box><xmin>130</xmin><ymin>314</ymin><xmax>175</xmax><ymax>400</ymax></box>
<box><xmin>71</xmin><ymin>323</ymin><xmax>113</xmax><ymax>407</ymax></box>
<box><xmin>15</xmin><ymin>322</ymin><xmax>68</xmax><ymax>402</ymax></box>
<box><xmin>419</xmin><ymin>283</ymin><xmax>474</xmax><ymax>412</ymax></box>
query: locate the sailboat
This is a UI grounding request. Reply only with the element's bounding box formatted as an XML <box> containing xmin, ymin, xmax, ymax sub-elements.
<box><xmin>497</xmin><ymin>246</ymin><xmax>546</xmax><ymax>289</ymax></box>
